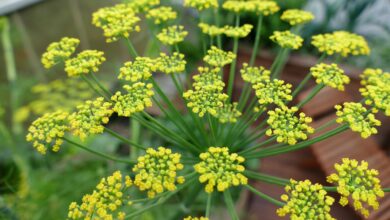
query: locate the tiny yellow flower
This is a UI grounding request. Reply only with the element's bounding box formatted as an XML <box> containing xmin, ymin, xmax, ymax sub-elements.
<box><xmin>41</xmin><ymin>37</ymin><xmax>80</xmax><ymax>69</ymax></box>
<box><xmin>252</xmin><ymin>79</ymin><xmax>292</xmax><ymax>111</ymax></box>
<box><xmin>127</xmin><ymin>0</ymin><xmax>160</xmax><ymax>13</ymax></box>
<box><xmin>203</xmin><ymin>46</ymin><xmax>236</xmax><ymax>67</ymax></box>
<box><xmin>223</xmin><ymin>0</ymin><xmax>280</xmax><ymax>15</ymax></box>
<box><xmin>311</xmin><ymin>63</ymin><xmax>350</xmax><ymax>91</ymax></box>
<box><xmin>157</xmin><ymin>52</ymin><xmax>187</xmax><ymax>74</ymax></box>
<box><xmin>327</xmin><ymin>158</ymin><xmax>384</xmax><ymax>217</ymax></box>
<box><xmin>194</xmin><ymin>147</ymin><xmax>247</xmax><ymax>193</ymax></box>
<box><xmin>118</xmin><ymin>57</ymin><xmax>156</xmax><ymax>82</ymax></box>
<box><xmin>184</xmin><ymin>0</ymin><xmax>218</xmax><ymax>11</ymax></box>
<box><xmin>157</xmin><ymin>25</ymin><xmax>188</xmax><ymax>45</ymax></box>
<box><xmin>64</xmin><ymin>50</ymin><xmax>105</xmax><ymax>77</ymax></box>
<box><xmin>198</xmin><ymin>23</ymin><xmax>225</xmax><ymax>37</ymax></box>
<box><xmin>223</xmin><ymin>24</ymin><xmax>253</xmax><ymax>38</ymax></box>
<box><xmin>270</xmin><ymin>30</ymin><xmax>303</xmax><ymax>49</ymax></box>
<box><xmin>240</xmin><ymin>63</ymin><xmax>270</xmax><ymax>84</ymax></box>
<box><xmin>281</xmin><ymin>9</ymin><xmax>314</xmax><ymax>26</ymax></box>
<box><xmin>146</xmin><ymin>6</ymin><xmax>177</xmax><ymax>24</ymax></box>
<box><xmin>215</xmin><ymin>102</ymin><xmax>242</xmax><ymax>123</ymax></box>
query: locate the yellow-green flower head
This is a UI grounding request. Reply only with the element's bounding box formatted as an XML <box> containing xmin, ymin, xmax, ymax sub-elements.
<box><xmin>118</xmin><ymin>57</ymin><xmax>156</xmax><ymax>82</ymax></box>
<box><xmin>183</xmin><ymin>217</ymin><xmax>209</xmax><ymax>220</ymax></box>
<box><xmin>335</xmin><ymin>102</ymin><xmax>381</xmax><ymax>138</ymax></box>
<box><xmin>252</xmin><ymin>79</ymin><xmax>292</xmax><ymax>111</ymax></box>
<box><xmin>194</xmin><ymin>147</ymin><xmax>248</xmax><ymax>193</ymax></box>
<box><xmin>41</xmin><ymin>37</ymin><xmax>80</xmax><ymax>69</ymax></box>
<box><xmin>68</xmin><ymin>171</ymin><xmax>132</xmax><ymax>220</ymax></box>
<box><xmin>311</xmin><ymin>31</ymin><xmax>370</xmax><ymax>57</ymax></box>
<box><xmin>157</xmin><ymin>25</ymin><xmax>188</xmax><ymax>45</ymax></box>
<box><xmin>223</xmin><ymin>24</ymin><xmax>253</xmax><ymax>38</ymax></box>
<box><xmin>270</xmin><ymin>30</ymin><xmax>303</xmax><ymax>50</ymax></box>
<box><xmin>311</xmin><ymin>63</ymin><xmax>350</xmax><ymax>91</ymax></box>
<box><xmin>204</xmin><ymin>46</ymin><xmax>236</xmax><ymax>67</ymax></box>
<box><xmin>240</xmin><ymin>63</ymin><xmax>271</xmax><ymax>84</ymax></box>
<box><xmin>222</xmin><ymin>0</ymin><xmax>255</xmax><ymax>13</ymax></box>
<box><xmin>249</xmin><ymin>0</ymin><xmax>280</xmax><ymax>16</ymax></box>
<box><xmin>133</xmin><ymin>147</ymin><xmax>185</xmax><ymax>198</ymax></box>
<box><xmin>26</xmin><ymin>111</ymin><xmax>69</xmax><ymax>155</ymax></box>
<box><xmin>266</xmin><ymin>106</ymin><xmax>314</xmax><ymax>145</ymax></box>
<box><xmin>327</xmin><ymin>158</ymin><xmax>384</xmax><ymax>217</ymax></box>
<box><xmin>65</xmin><ymin>50</ymin><xmax>105</xmax><ymax>77</ymax></box>
<box><xmin>184</xmin><ymin>0</ymin><xmax>218</xmax><ymax>11</ymax></box>
<box><xmin>127</xmin><ymin>0</ymin><xmax>160</xmax><ymax>13</ymax></box>
<box><xmin>216</xmin><ymin>102</ymin><xmax>242</xmax><ymax>123</ymax></box>
<box><xmin>157</xmin><ymin>52</ymin><xmax>186</xmax><ymax>74</ymax></box>
<box><xmin>198</xmin><ymin>23</ymin><xmax>225</xmax><ymax>36</ymax></box>
<box><xmin>192</xmin><ymin>67</ymin><xmax>225</xmax><ymax>91</ymax></box>
<box><xmin>111</xmin><ymin>83</ymin><xmax>154</xmax><ymax>117</ymax></box>
<box><xmin>92</xmin><ymin>4</ymin><xmax>141</xmax><ymax>43</ymax></box>
<box><xmin>146</xmin><ymin>6</ymin><xmax>177</xmax><ymax>25</ymax></box>
<box><xmin>69</xmin><ymin>97</ymin><xmax>113</xmax><ymax>141</ymax></box>
<box><xmin>277</xmin><ymin>179</ymin><xmax>335</xmax><ymax>220</ymax></box>
<box><xmin>360</xmin><ymin>68</ymin><xmax>390</xmax><ymax>87</ymax></box>
<box><xmin>281</xmin><ymin>9</ymin><xmax>314</xmax><ymax>26</ymax></box>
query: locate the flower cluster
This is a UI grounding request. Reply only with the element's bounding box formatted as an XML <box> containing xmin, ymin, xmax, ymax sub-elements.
<box><xmin>41</xmin><ymin>37</ymin><xmax>79</xmax><ymax>69</ymax></box>
<box><xmin>223</xmin><ymin>0</ymin><xmax>279</xmax><ymax>15</ymax></box>
<box><xmin>68</xmin><ymin>97</ymin><xmax>113</xmax><ymax>140</ymax></box>
<box><xmin>183</xmin><ymin>67</ymin><xmax>228</xmax><ymax>117</ymax></box>
<box><xmin>240</xmin><ymin>63</ymin><xmax>270</xmax><ymax>84</ymax></box>
<box><xmin>327</xmin><ymin>158</ymin><xmax>384</xmax><ymax>217</ymax></box>
<box><xmin>310</xmin><ymin>63</ymin><xmax>350</xmax><ymax>91</ymax></box>
<box><xmin>216</xmin><ymin>102</ymin><xmax>242</xmax><ymax>123</ymax></box>
<box><xmin>251</xmin><ymin>0</ymin><xmax>280</xmax><ymax>16</ymax></box>
<box><xmin>203</xmin><ymin>46</ymin><xmax>236</xmax><ymax>67</ymax></box>
<box><xmin>64</xmin><ymin>50</ymin><xmax>106</xmax><ymax>77</ymax></box>
<box><xmin>281</xmin><ymin>9</ymin><xmax>314</xmax><ymax>26</ymax></box>
<box><xmin>133</xmin><ymin>147</ymin><xmax>185</xmax><ymax>198</ymax></box>
<box><xmin>223</xmin><ymin>24</ymin><xmax>253</xmax><ymax>38</ymax></box>
<box><xmin>198</xmin><ymin>23</ymin><xmax>225</xmax><ymax>37</ymax></box>
<box><xmin>111</xmin><ymin>83</ymin><xmax>154</xmax><ymax>117</ymax></box>
<box><xmin>118</xmin><ymin>57</ymin><xmax>156</xmax><ymax>82</ymax></box>
<box><xmin>270</xmin><ymin>30</ymin><xmax>303</xmax><ymax>49</ymax></box>
<box><xmin>146</xmin><ymin>6</ymin><xmax>177</xmax><ymax>24</ymax></box>
<box><xmin>92</xmin><ymin>4</ymin><xmax>140</xmax><ymax>42</ymax></box>
<box><xmin>67</xmin><ymin>171</ymin><xmax>132</xmax><ymax>220</ymax></box>
<box><xmin>194</xmin><ymin>147</ymin><xmax>248</xmax><ymax>193</ymax></box>
<box><xmin>266</xmin><ymin>106</ymin><xmax>314</xmax><ymax>145</ymax></box>
<box><xmin>157</xmin><ymin>25</ymin><xmax>188</xmax><ymax>45</ymax></box>
<box><xmin>277</xmin><ymin>179</ymin><xmax>335</xmax><ymax>220</ymax></box>
<box><xmin>184</xmin><ymin>0</ymin><xmax>218</xmax><ymax>11</ymax></box>
<box><xmin>184</xmin><ymin>217</ymin><xmax>209</xmax><ymax>220</ymax></box>
<box><xmin>312</xmin><ymin>31</ymin><xmax>370</xmax><ymax>57</ymax></box>
<box><xmin>359</xmin><ymin>68</ymin><xmax>390</xmax><ymax>116</ymax></box>
<box><xmin>335</xmin><ymin>102</ymin><xmax>381</xmax><ymax>138</ymax></box>
<box><xmin>127</xmin><ymin>0</ymin><xmax>160</xmax><ymax>13</ymax></box>
<box><xmin>252</xmin><ymin>79</ymin><xmax>292</xmax><ymax>111</ymax></box>
<box><xmin>157</xmin><ymin>52</ymin><xmax>186</xmax><ymax>74</ymax></box>
<box><xmin>26</xmin><ymin>111</ymin><xmax>69</xmax><ymax>154</ymax></box>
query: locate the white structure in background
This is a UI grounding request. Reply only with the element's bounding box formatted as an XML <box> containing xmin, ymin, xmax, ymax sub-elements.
<box><xmin>0</xmin><ymin>0</ymin><xmax>42</xmax><ymax>15</ymax></box>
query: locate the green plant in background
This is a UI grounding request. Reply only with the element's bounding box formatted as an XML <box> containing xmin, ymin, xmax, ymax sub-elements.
<box><xmin>1</xmin><ymin>0</ymin><xmax>390</xmax><ymax>220</ymax></box>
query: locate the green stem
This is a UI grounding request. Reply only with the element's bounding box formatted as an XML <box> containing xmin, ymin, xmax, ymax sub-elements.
<box><xmin>81</xmin><ymin>75</ymin><xmax>109</xmax><ymax>100</ymax></box>
<box><xmin>239</xmin><ymin>136</ymin><xmax>275</xmax><ymax>155</ymax></box>
<box><xmin>246</xmin><ymin>185</ymin><xmax>285</xmax><ymax>206</ymax></box>
<box><xmin>124</xmin><ymin>37</ymin><xmax>139</xmax><ymax>58</ymax></box>
<box><xmin>206</xmin><ymin>192</ymin><xmax>212</xmax><ymax>218</ymax></box>
<box><xmin>384</xmin><ymin>188</ymin><xmax>390</xmax><ymax>192</ymax></box>
<box><xmin>130</xmin><ymin>119</ymin><xmax>141</xmax><ymax>160</ymax></box>
<box><xmin>227</xmin><ymin>15</ymin><xmax>240</xmax><ymax>101</ymax></box>
<box><xmin>249</xmin><ymin>15</ymin><xmax>263</xmax><ymax>66</ymax></box>
<box><xmin>244</xmin><ymin>170</ymin><xmax>289</xmax><ymax>186</ymax></box>
<box><xmin>271</xmin><ymin>48</ymin><xmax>289</xmax><ymax>79</ymax></box>
<box><xmin>214</xmin><ymin>8</ymin><xmax>222</xmax><ymax>48</ymax></box>
<box><xmin>223</xmin><ymin>190</ymin><xmax>239</xmax><ymax>220</ymax></box>
<box><xmin>90</xmin><ymin>73</ymin><xmax>112</xmax><ymax>97</ymax></box>
<box><xmin>63</xmin><ymin>137</ymin><xmax>134</xmax><ymax>164</ymax></box>
<box><xmin>296</xmin><ymin>83</ymin><xmax>325</xmax><ymax>109</ymax></box>
<box><xmin>104</xmin><ymin>127</ymin><xmax>146</xmax><ymax>150</ymax></box>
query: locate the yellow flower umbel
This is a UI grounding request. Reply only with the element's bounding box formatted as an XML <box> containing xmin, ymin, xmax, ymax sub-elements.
<box><xmin>26</xmin><ymin>111</ymin><xmax>69</xmax><ymax>154</ymax></box>
<box><xmin>203</xmin><ymin>46</ymin><xmax>236</xmax><ymax>67</ymax></box>
<box><xmin>250</xmin><ymin>0</ymin><xmax>280</xmax><ymax>16</ymax></box>
<box><xmin>146</xmin><ymin>6</ymin><xmax>177</xmax><ymax>24</ymax></box>
<box><xmin>184</xmin><ymin>217</ymin><xmax>209</xmax><ymax>220</ymax></box>
<box><xmin>311</xmin><ymin>63</ymin><xmax>350</xmax><ymax>91</ymax></box>
<box><xmin>252</xmin><ymin>79</ymin><xmax>292</xmax><ymax>111</ymax></box>
<box><xmin>312</xmin><ymin>31</ymin><xmax>370</xmax><ymax>57</ymax></box>
<box><xmin>194</xmin><ymin>147</ymin><xmax>248</xmax><ymax>193</ymax></box>
<box><xmin>327</xmin><ymin>158</ymin><xmax>384</xmax><ymax>217</ymax></box>
<box><xmin>69</xmin><ymin>97</ymin><xmax>113</xmax><ymax>141</ymax></box>
<box><xmin>240</xmin><ymin>63</ymin><xmax>271</xmax><ymax>84</ymax></box>
<box><xmin>266</xmin><ymin>106</ymin><xmax>314</xmax><ymax>145</ymax></box>
<box><xmin>184</xmin><ymin>0</ymin><xmax>218</xmax><ymax>11</ymax></box>
<box><xmin>215</xmin><ymin>102</ymin><xmax>242</xmax><ymax>123</ymax></box>
<box><xmin>359</xmin><ymin>68</ymin><xmax>390</xmax><ymax>116</ymax></box>
<box><xmin>41</xmin><ymin>37</ymin><xmax>80</xmax><ymax>69</ymax></box>
<box><xmin>68</xmin><ymin>171</ymin><xmax>133</xmax><ymax>220</ymax></box>
<box><xmin>92</xmin><ymin>4</ymin><xmax>140</xmax><ymax>43</ymax></box>
<box><xmin>157</xmin><ymin>25</ymin><xmax>188</xmax><ymax>45</ymax></box>
<box><xmin>157</xmin><ymin>52</ymin><xmax>186</xmax><ymax>74</ymax></box>
<box><xmin>198</xmin><ymin>23</ymin><xmax>225</xmax><ymax>37</ymax></box>
<box><xmin>183</xmin><ymin>67</ymin><xmax>228</xmax><ymax>117</ymax></box>
<box><xmin>222</xmin><ymin>0</ymin><xmax>255</xmax><ymax>14</ymax></box>
<box><xmin>111</xmin><ymin>83</ymin><xmax>154</xmax><ymax>117</ymax></box>
<box><xmin>270</xmin><ymin>30</ymin><xmax>303</xmax><ymax>50</ymax></box>
<box><xmin>277</xmin><ymin>179</ymin><xmax>335</xmax><ymax>220</ymax></box>
<box><xmin>335</xmin><ymin>102</ymin><xmax>381</xmax><ymax>138</ymax></box>
<box><xmin>281</xmin><ymin>9</ymin><xmax>314</xmax><ymax>26</ymax></box>
<box><xmin>118</xmin><ymin>57</ymin><xmax>156</xmax><ymax>82</ymax></box>
<box><xmin>127</xmin><ymin>0</ymin><xmax>160</xmax><ymax>13</ymax></box>
<box><xmin>65</xmin><ymin>50</ymin><xmax>106</xmax><ymax>77</ymax></box>
<box><xmin>133</xmin><ymin>147</ymin><xmax>185</xmax><ymax>198</ymax></box>
<box><xmin>223</xmin><ymin>24</ymin><xmax>253</xmax><ymax>38</ymax></box>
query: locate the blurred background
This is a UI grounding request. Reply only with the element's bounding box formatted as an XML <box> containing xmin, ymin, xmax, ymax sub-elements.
<box><xmin>1</xmin><ymin>0</ymin><xmax>390</xmax><ymax>219</ymax></box>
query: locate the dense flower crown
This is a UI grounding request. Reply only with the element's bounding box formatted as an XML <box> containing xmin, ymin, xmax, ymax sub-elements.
<box><xmin>198</xmin><ymin>23</ymin><xmax>225</xmax><ymax>36</ymax></box>
<box><xmin>133</xmin><ymin>147</ymin><xmax>185</xmax><ymax>198</ymax></box>
<box><xmin>157</xmin><ymin>25</ymin><xmax>188</xmax><ymax>45</ymax></box>
<box><xmin>277</xmin><ymin>179</ymin><xmax>335</xmax><ymax>220</ymax></box>
<box><xmin>327</xmin><ymin>158</ymin><xmax>384</xmax><ymax>217</ymax></box>
<box><xmin>146</xmin><ymin>6</ymin><xmax>177</xmax><ymax>24</ymax></box>
<box><xmin>203</xmin><ymin>46</ymin><xmax>236</xmax><ymax>67</ymax></box>
<box><xmin>184</xmin><ymin>0</ymin><xmax>218</xmax><ymax>11</ymax></box>
<box><xmin>41</xmin><ymin>37</ymin><xmax>79</xmax><ymax>69</ymax></box>
<box><xmin>335</xmin><ymin>102</ymin><xmax>381</xmax><ymax>138</ymax></box>
<box><xmin>127</xmin><ymin>0</ymin><xmax>160</xmax><ymax>13</ymax></box>
<box><xmin>64</xmin><ymin>50</ymin><xmax>106</xmax><ymax>77</ymax></box>
<box><xmin>157</xmin><ymin>52</ymin><xmax>187</xmax><ymax>74</ymax></box>
<box><xmin>270</xmin><ymin>30</ymin><xmax>303</xmax><ymax>49</ymax></box>
<box><xmin>310</xmin><ymin>63</ymin><xmax>350</xmax><ymax>91</ymax></box>
<box><xmin>252</xmin><ymin>79</ymin><xmax>293</xmax><ymax>110</ymax></box>
<box><xmin>118</xmin><ymin>57</ymin><xmax>156</xmax><ymax>82</ymax></box>
<box><xmin>216</xmin><ymin>102</ymin><xmax>242</xmax><ymax>123</ymax></box>
<box><xmin>68</xmin><ymin>171</ymin><xmax>132</xmax><ymax>220</ymax></box>
<box><xmin>194</xmin><ymin>147</ymin><xmax>247</xmax><ymax>193</ymax></box>
<box><xmin>223</xmin><ymin>24</ymin><xmax>253</xmax><ymax>38</ymax></box>
<box><xmin>266</xmin><ymin>106</ymin><xmax>314</xmax><ymax>145</ymax></box>
<box><xmin>281</xmin><ymin>9</ymin><xmax>314</xmax><ymax>26</ymax></box>
<box><xmin>240</xmin><ymin>63</ymin><xmax>271</xmax><ymax>84</ymax></box>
